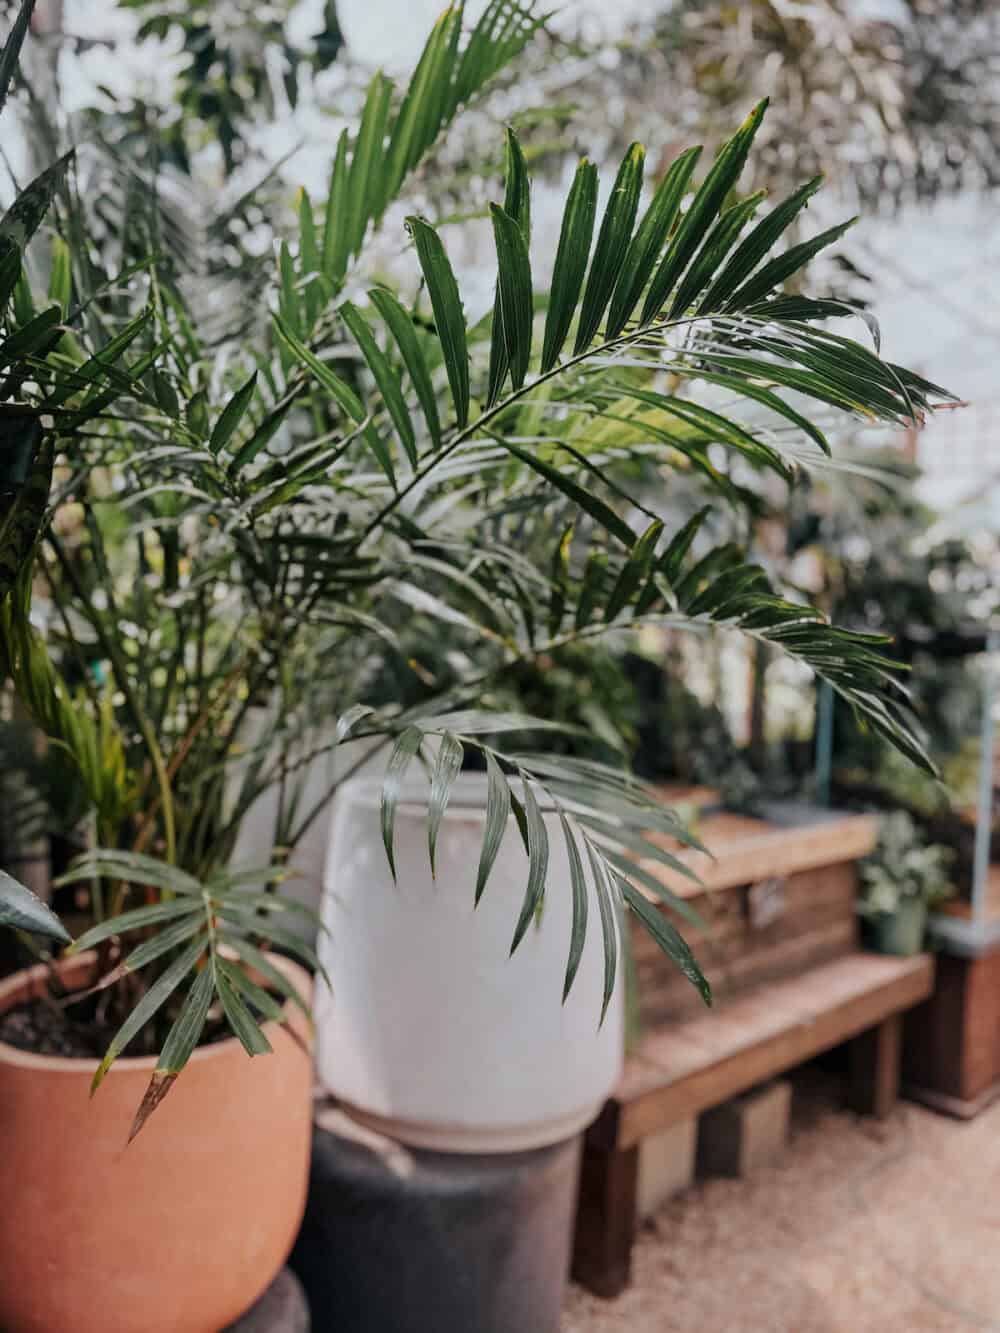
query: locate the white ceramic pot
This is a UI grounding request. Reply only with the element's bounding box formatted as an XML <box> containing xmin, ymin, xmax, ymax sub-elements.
<box><xmin>228</xmin><ymin>722</ymin><xmax>383</xmax><ymax>934</ymax></box>
<box><xmin>315</xmin><ymin>773</ymin><xmax>624</xmax><ymax>1153</ymax></box>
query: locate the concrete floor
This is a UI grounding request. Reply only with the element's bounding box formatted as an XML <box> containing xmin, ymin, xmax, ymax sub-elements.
<box><xmin>564</xmin><ymin>1073</ymin><xmax>1000</xmax><ymax>1333</ymax></box>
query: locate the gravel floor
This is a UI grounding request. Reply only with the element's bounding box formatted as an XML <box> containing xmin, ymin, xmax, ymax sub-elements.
<box><xmin>564</xmin><ymin>1072</ymin><xmax>1000</xmax><ymax>1333</ymax></box>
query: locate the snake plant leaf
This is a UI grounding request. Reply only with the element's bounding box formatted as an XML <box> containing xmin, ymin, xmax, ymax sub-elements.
<box><xmin>0</xmin><ymin>242</ymin><xmax>20</xmax><ymax>308</ymax></box>
<box><xmin>0</xmin><ymin>425</ymin><xmax>50</xmax><ymax>607</ymax></box>
<box><xmin>0</xmin><ymin>0</ymin><xmax>35</xmax><ymax>116</ymax></box>
<box><xmin>0</xmin><ymin>306</ymin><xmax>62</xmax><ymax>367</ymax></box>
<box><xmin>0</xmin><ymin>150</ymin><xmax>73</xmax><ymax>254</ymax></box>
<box><xmin>0</xmin><ymin>868</ymin><xmax>69</xmax><ymax>942</ymax></box>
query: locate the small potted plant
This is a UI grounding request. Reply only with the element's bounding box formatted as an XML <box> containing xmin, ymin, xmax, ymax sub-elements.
<box><xmin>859</xmin><ymin>812</ymin><xmax>954</xmax><ymax>956</ymax></box>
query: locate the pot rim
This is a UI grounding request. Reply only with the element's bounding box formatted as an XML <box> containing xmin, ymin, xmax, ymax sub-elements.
<box><xmin>335</xmin><ymin>771</ymin><xmax>561</xmax><ymax>816</ymax></box>
<box><xmin>0</xmin><ymin>951</ymin><xmax>311</xmax><ymax>1074</ymax></box>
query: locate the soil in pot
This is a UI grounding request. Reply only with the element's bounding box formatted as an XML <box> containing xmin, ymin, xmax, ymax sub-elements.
<box><xmin>0</xmin><ymin>953</ymin><xmax>314</xmax><ymax>1333</ymax></box>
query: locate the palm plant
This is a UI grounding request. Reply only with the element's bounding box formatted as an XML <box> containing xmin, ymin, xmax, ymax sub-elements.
<box><xmin>0</xmin><ymin>0</ymin><xmax>955</xmax><ymax>1134</ymax></box>
<box><xmin>0</xmin><ymin>0</ymin><xmax>155</xmax><ymax>942</ymax></box>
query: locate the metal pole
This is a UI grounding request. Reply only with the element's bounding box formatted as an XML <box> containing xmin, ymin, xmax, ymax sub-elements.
<box><xmin>971</xmin><ymin>631</ymin><xmax>999</xmax><ymax>928</ymax></box>
<box><xmin>814</xmin><ymin>679</ymin><xmax>834</xmax><ymax>807</ymax></box>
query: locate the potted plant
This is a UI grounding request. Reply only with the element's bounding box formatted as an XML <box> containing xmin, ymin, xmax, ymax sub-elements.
<box><xmin>0</xmin><ymin>0</ymin><xmax>956</xmax><ymax>1328</ymax></box>
<box><xmin>859</xmin><ymin>812</ymin><xmax>954</xmax><ymax>956</ymax></box>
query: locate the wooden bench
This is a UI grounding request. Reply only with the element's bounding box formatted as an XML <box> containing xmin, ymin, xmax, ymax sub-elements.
<box><xmin>572</xmin><ymin>950</ymin><xmax>935</xmax><ymax>1298</ymax></box>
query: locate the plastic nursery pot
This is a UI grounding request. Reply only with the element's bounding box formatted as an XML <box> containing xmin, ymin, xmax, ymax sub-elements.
<box><xmin>315</xmin><ymin>773</ymin><xmax>625</xmax><ymax>1154</ymax></box>
<box><xmin>0</xmin><ymin>952</ymin><xmax>313</xmax><ymax>1333</ymax></box>
<box><xmin>872</xmin><ymin>898</ymin><xmax>928</xmax><ymax>957</ymax></box>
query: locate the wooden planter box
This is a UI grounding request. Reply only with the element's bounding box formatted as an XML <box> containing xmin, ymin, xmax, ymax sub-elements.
<box><xmin>904</xmin><ymin>936</ymin><xmax>1000</xmax><ymax>1117</ymax></box>
<box><xmin>905</xmin><ymin>863</ymin><xmax>1000</xmax><ymax>1118</ymax></box>
<box><xmin>631</xmin><ymin>798</ymin><xmax>879</xmax><ymax>1030</ymax></box>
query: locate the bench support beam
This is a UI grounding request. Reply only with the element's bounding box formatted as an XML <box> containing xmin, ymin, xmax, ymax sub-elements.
<box><xmin>571</xmin><ymin>1143</ymin><xmax>638</xmax><ymax>1300</ymax></box>
<box><xmin>848</xmin><ymin>1013</ymin><xmax>901</xmax><ymax>1120</ymax></box>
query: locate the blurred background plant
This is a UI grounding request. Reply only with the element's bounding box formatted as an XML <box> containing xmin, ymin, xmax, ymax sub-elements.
<box><xmin>859</xmin><ymin>810</ymin><xmax>955</xmax><ymax>917</ymax></box>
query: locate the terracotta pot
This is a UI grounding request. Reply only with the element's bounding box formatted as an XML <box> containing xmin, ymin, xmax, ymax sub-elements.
<box><xmin>0</xmin><ymin>953</ymin><xmax>314</xmax><ymax>1333</ymax></box>
<box><xmin>315</xmin><ymin>774</ymin><xmax>624</xmax><ymax>1153</ymax></box>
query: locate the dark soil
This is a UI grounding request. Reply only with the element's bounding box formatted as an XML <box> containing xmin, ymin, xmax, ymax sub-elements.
<box><xmin>0</xmin><ymin>981</ymin><xmax>281</xmax><ymax>1058</ymax></box>
<box><xmin>0</xmin><ymin>996</ymin><xmax>111</xmax><ymax>1058</ymax></box>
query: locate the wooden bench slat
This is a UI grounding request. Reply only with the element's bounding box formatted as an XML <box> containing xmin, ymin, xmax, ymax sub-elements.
<box><xmin>591</xmin><ymin>953</ymin><xmax>934</xmax><ymax>1150</ymax></box>
<box><xmin>638</xmin><ymin>811</ymin><xmax>879</xmax><ymax>897</ymax></box>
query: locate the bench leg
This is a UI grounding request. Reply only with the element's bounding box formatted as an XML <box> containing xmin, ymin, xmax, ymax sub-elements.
<box><xmin>571</xmin><ymin>1142</ymin><xmax>639</xmax><ymax>1299</ymax></box>
<box><xmin>848</xmin><ymin>1013</ymin><xmax>902</xmax><ymax>1119</ymax></box>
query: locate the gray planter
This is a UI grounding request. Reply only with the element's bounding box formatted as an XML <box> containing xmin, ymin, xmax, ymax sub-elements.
<box><xmin>226</xmin><ymin>1269</ymin><xmax>309</xmax><ymax>1332</ymax></box>
<box><xmin>290</xmin><ymin>1124</ymin><xmax>581</xmax><ymax>1333</ymax></box>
